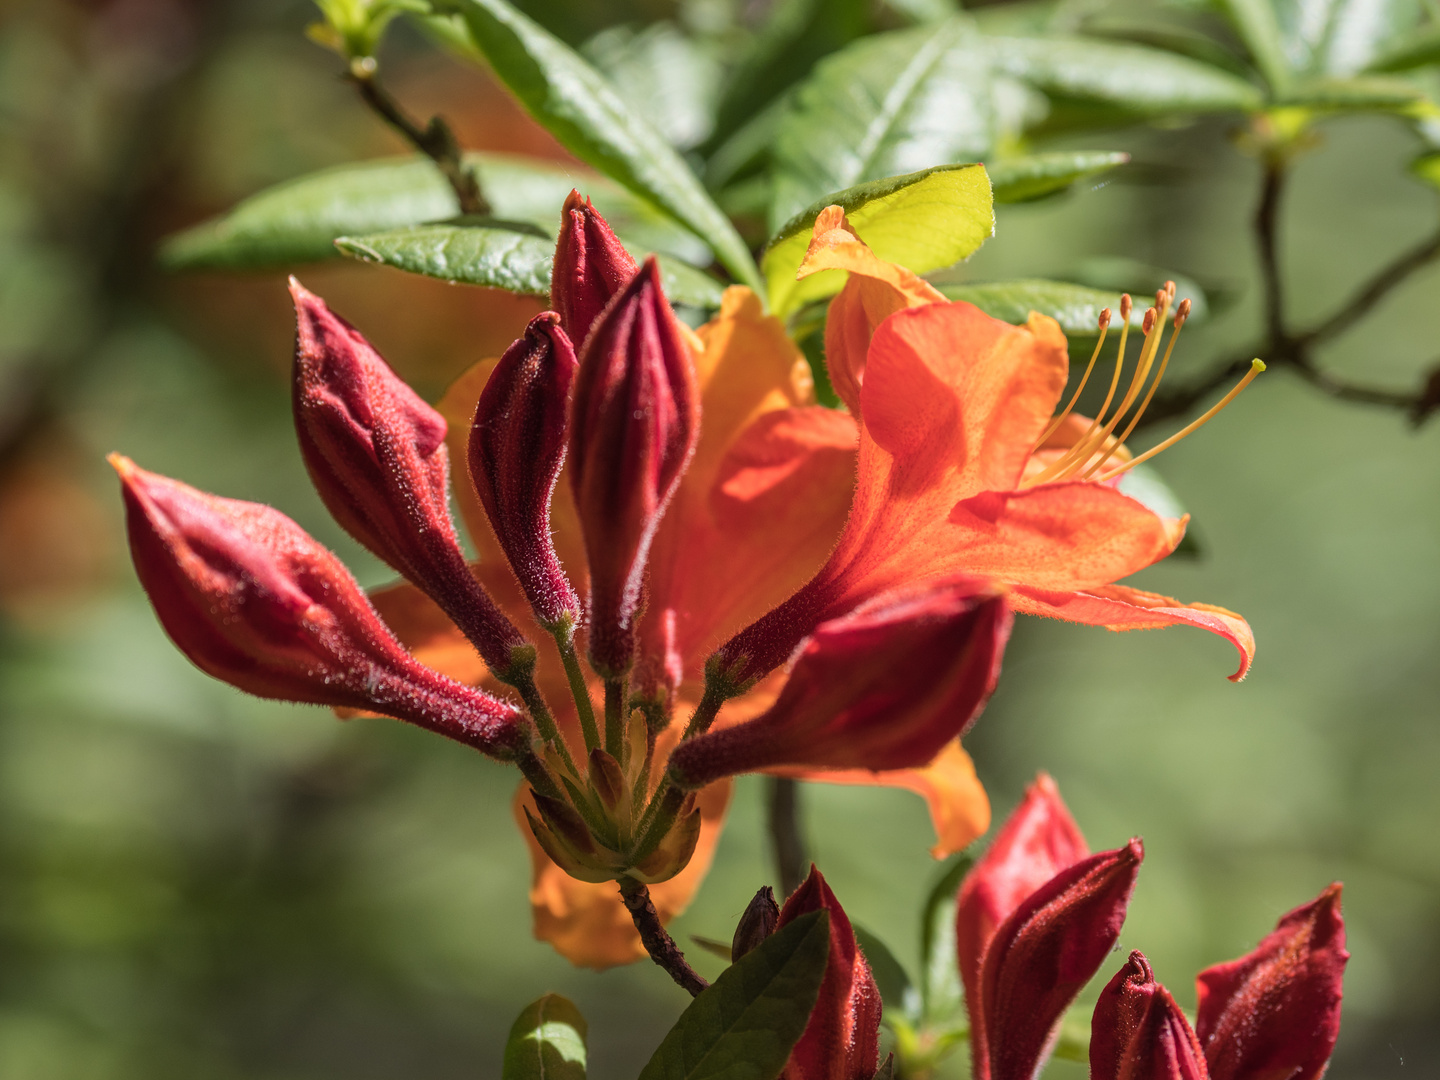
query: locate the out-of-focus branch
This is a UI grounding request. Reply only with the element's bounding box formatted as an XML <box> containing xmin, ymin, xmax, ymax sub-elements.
<box><xmin>347</xmin><ymin>58</ymin><xmax>489</xmax><ymax>215</ymax></box>
<box><xmin>1295</xmin><ymin>229</ymin><xmax>1440</xmax><ymax>349</ymax></box>
<box><xmin>768</xmin><ymin>777</ymin><xmax>808</xmax><ymax>900</ymax></box>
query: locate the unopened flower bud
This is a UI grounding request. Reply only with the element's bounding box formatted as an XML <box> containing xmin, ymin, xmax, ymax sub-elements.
<box><xmin>731</xmin><ymin>885</ymin><xmax>780</xmax><ymax>961</ymax></box>
<box><xmin>552</xmin><ymin>190</ymin><xmax>640</xmax><ymax>348</ymax></box>
<box><xmin>956</xmin><ymin>773</ymin><xmax>1089</xmax><ymax>1015</ymax></box>
<box><xmin>524</xmin><ymin>797</ymin><xmax>613</xmax><ymax>884</ymax></box>
<box><xmin>289</xmin><ymin>280</ymin><xmax>530</xmax><ymax>679</ymax></box>
<box><xmin>974</xmin><ymin>839</ymin><xmax>1145</xmax><ymax>1080</ymax></box>
<box><xmin>112</xmin><ymin>455</ymin><xmax>526</xmax><ymax>759</ymax></box>
<box><xmin>587</xmin><ymin>747</ymin><xmax>627</xmax><ymax>812</ymax></box>
<box><xmin>631</xmin><ymin>796</ymin><xmax>701</xmax><ymax>884</ymax></box>
<box><xmin>569</xmin><ymin>257</ymin><xmax>699</xmax><ymax>677</ymax></box>
<box><xmin>1196</xmin><ymin>884</ymin><xmax>1347</xmax><ymax>1080</ymax></box>
<box><xmin>668</xmin><ymin>577</ymin><xmax>1011</xmax><ymax>788</ymax></box>
<box><xmin>1091</xmin><ymin>952</ymin><xmax>1208</xmax><ymax>1080</ymax></box>
<box><xmin>470</xmin><ymin>311</ymin><xmax>581</xmax><ymax>632</ymax></box>
<box><xmin>776</xmin><ymin>867</ymin><xmax>881</xmax><ymax>1080</ymax></box>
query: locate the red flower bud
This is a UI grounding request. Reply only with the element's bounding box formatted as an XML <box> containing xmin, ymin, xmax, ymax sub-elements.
<box><xmin>569</xmin><ymin>257</ymin><xmax>699</xmax><ymax>676</ymax></box>
<box><xmin>1196</xmin><ymin>884</ymin><xmax>1347</xmax><ymax>1080</ymax></box>
<box><xmin>111</xmin><ymin>456</ymin><xmax>527</xmax><ymax>759</ymax></box>
<box><xmin>975</xmin><ymin>839</ymin><xmax>1145</xmax><ymax>1080</ymax></box>
<box><xmin>667</xmin><ymin>577</ymin><xmax>1011</xmax><ymax>788</ymax></box>
<box><xmin>552</xmin><ymin>190</ymin><xmax>639</xmax><ymax>348</ymax></box>
<box><xmin>956</xmin><ymin>773</ymin><xmax>1089</xmax><ymax>1020</ymax></box>
<box><xmin>1091</xmin><ymin>952</ymin><xmax>1209</xmax><ymax>1080</ymax></box>
<box><xmin>290</xmin><ymin>280</ymin><xmax>529</xmax><ymax>677</ymax></box>
<box><xmin>470</xmin><ymin>311</ymin><xmax>581</xmax><ymax>632</ymax></box>
<box><xmin>777</xmin><ymin>867</ymin><xmax>881</xmax><ymax>1080</ymax></box>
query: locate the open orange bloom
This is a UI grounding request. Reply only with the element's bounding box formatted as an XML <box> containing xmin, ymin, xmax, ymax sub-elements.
<box><xmin>717</xmin><ymin>207</ymin><xmax>1254</xmax><ymax>688</ymax></box>
<box><xmin>374</xmin><ymin>284</ymin><xmax>992</xmax><ymax>967</ymax></box>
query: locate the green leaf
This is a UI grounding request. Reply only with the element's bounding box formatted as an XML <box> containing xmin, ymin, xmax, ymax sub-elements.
<box><xmin>988</xmin><ymin>150</ymin><xmax>1129</xmax><ymax>203</ymax></box>
<box><xmin>1369</xmin><ymin>23</ymin><xmax>1440</xmax><ymax>72</ymax></box>
<box><xmin>1117</xmin><ymin>463</ymin><xmax>1187</xmax><ymax>523</ymax></box>
<box><xmin>987</xmin><ymin>36</ymin><xmax>1264</xmax><ymax>114</ymax></box>
<box><xmin>1279</xmin><ymin>0</ymin><xmax>1419</xmax><ymax>76</ymax></box>
<box><xmin>934</xmin><ymin>279</ymin><xmax>1139</xmax><ymax>336</ymax></box>
<box><xmin>768</xmin><ymin>18</ymin><xmax>993</xmax><ymax>231</ymax></box>
<box><xmin>852</xmin><ymin>925</ymin><xmax>916</xmax><ymax>1018</ymax></box>
<box><xmin>639</xmin><ymin>910</ymin><xmax>831</xmax><ymax>1080</ymax></box>
<box><xmin>583</xmin><ymin>22</ymin><xmax>722</xmax><ymax>151</ymax></box>
<box><xmin>335</xmin><ymin>219</ymin><xmax>726</xmax><ymax>308</ymax></box>
<box><xmin>1050</xmin><ymin>1004</ymin><xmax>1091</xmax><ymax>1063</ymax></box>
<box><xmin>159</xmin><ymin>152</ymin><xmax>710</xmax><ymax>272</ymax></box>
<box><xmin>762</xmin><ymin>164</ymin><xmax>993</xmax><ymax>316</ymax></box>
<box><xmin>502</xmin><ymin>993</ymin><xmax>588</xmax><ymax>1080</ymax></box>
<box><xmin>437</xmin><ymin>0</ymin><xmax>762</xmax><ymax>292</ymax></box>
<box><xmin>919</xmin><ymin>854</ymin><xmax>973</xmax><ymax>1024</ymax></box>
<box><xmin>1409</xmin><ymin>149</ymin><xmax>1440</xmax><ymax>187</ymax></box>
<box><xmin>1277</xmin><ymin>75</ymin><xmax>1425</xmax><ymax>109</ymax></box>
<box><xmin>1215</xmin><ymin>0</ymin><xmax>1292</xmax><ymax>92</ymax></box>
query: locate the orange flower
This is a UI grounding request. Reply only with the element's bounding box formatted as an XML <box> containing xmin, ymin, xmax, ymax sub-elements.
<box><xmin>716</xmin><ymin>207</ymin><xmax>1255</xmax><ymax>689</ymax></box>
<box><xmin>374</xmin><ymin>284</ymin><xmax>992</xmax><ymax>967</ymax></box>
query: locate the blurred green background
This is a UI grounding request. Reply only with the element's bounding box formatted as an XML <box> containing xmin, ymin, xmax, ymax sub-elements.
<box><xmin>0</xmin><ymin>0</ymin><xmax>1436</xmax><ymax>1077</ymax></box>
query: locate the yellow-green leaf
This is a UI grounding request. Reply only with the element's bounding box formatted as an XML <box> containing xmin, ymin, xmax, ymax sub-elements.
<box><xmin>502</xmin><ymin>994</ymin><xmax>587</xmax><ymax>1080</ymax></box>
<box><xmin>762</xmin><ymin>164</ymin><xmax>993</xmax><ymax>316</ymax></box>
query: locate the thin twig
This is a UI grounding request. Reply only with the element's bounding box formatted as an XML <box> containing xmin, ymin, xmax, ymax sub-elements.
<box><xmin>767</xmin><ymin>777</ymin><xmax>808</xmax><ymax>899</ymax></box>
<box><xmin>1296</xmin><ymin>229</ymin><xmax>1440</xmax><ymax>348</ymax></box>
<box><xmin>347</xmin><ymin>60</ymin><xmax>489</xmax><ymax>215</ymax></box>
<box><xmin>619</xmin><ymin>878</ymin><xmax>709</xmax><ymax>996</ymax></box>
<box><xmin>1255</xmin><ymin>158</ymin><xmax>1288</xmax><ymax>349</ymax></box>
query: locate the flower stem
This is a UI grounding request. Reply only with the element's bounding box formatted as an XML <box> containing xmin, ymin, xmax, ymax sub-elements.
<box><xmin>618</xmin><ymin>877</ymin><xmax>709</xmax><ymax>996</ymax></box>
<box><xmin>681</xmin><ymin>681</ymin><xmax>726</xmax><ymax>741</ymax></box>
<box><xmin>604</xmin><ymin>676</ymin><xmax>628</xmax><ymax>759</ymax></box>
<box><xmin>554</xmin><ymin>630</ymin><xmax>601</xmax><ymax>752</ymax></box>
<box><xmin>516</xmin><ymin>747</ymin><xmax>563</xmax><ymax>802</ymax></box>
<box><xmin>513</xmin><ymin>673</ymin><xmax>577</xmax><ymax>777</ymax></box>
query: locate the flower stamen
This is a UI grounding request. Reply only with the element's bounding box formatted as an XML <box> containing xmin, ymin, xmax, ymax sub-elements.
<box><xmin>1033</xmin><ymin>306</ymin><xmax>1111</xmax><ymax>451</ymax></box>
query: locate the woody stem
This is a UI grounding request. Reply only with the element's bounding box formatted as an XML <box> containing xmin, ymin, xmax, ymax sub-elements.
<box><xmin>554</xmin><ymin>631</ymin><xmax>601</xmax><ymax>752</ymax></box>
<box><xmin>618</xmin><ymin>878</ymin><xmax>709</xmax><ymax>997</ymax></box>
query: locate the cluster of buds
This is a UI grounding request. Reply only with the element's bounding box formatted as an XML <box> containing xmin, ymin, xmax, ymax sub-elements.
<box><xmin>112</xmin><ymin>189</ymin><xmax>1014</xmax><ymax>908</ymax></box>
<box><xmin>957</xmin><ymin>776</ymin><xmax>1348</xmax><ymax>1080</ymax></box>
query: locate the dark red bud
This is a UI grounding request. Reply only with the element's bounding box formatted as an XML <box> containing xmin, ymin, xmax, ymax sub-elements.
<box><xmin>957</xmin><ymin>773</ymin><xmax>1089</xmax><ymax>1022</ymax></box>
<box><xmin>1092</xmin><ymin>952</ymin><xmax>1209</xmax><ymax>1080</ymax></box>
<box><xmin>732</xmin><ymin>885</ymin><xmax>780</xmax><ymax>961</ymax></box>
<box><xmin>777</xmin><ymin>867</ymin><xmax>881</xmax><ymax>1080</ymax></box>
<box><xmin>112</xmin><ymin>455</ymin><xmax>526</xmax><ymax>759</ymax></box>
<box><xmin>975</xmin><ymin>839</ymin><xmax>1145</xmax><ymax>1080</ymax></box>
<box><xmin>470</xmin><ymin>311</ymin><xmax>581</xmax><ymax>632</ymax></box>
<box><xmin>669</xmin><ymin>577</ymin><xmax>1011</xmax><ymax>788</ymax></box>
<box><xmin>1196</xmin><ymin>884</ymin><xmax>1347</xmax><ymax>1080</ymax></box>
<box><xmin>289</xmin><ymin>280</ymin><xmax>528</xmax><ymax>676</ymax></box>
<box><xmin>569</xmin><ymin>257</ymin><xmax>698</xmax><ymax>677</ymax></box>
<box><xmin>552</xmin><ymin>189</ymin><xmax>640</xmax><ymax>348</ymax></box>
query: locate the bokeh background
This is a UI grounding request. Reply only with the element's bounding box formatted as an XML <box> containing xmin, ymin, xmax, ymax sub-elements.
<box><xmin>1</xmin><ymin>1</ymin><xmax>1437</xmax><ymax>1077</ymax></box>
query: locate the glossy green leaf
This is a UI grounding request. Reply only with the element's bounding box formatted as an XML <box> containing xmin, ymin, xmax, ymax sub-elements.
<box><xmin>1369</xmin><ymin>23</ymin><xmax>1440</xmax><ymax>72</ymax></box>
<box><xmin>988</xmin><ymin>150</ymin><xmax>1129</xmax><ymax>202</ymax></box>
<box><xmin>160</xmin><ymin>152</ymin><xmax>710</xmax><ymax>272</ymax></box>
<box><xmin>763</xmin><ymin>164</ymin><xmax>993</xmax><ymax>316</ymax></box>
<box><xmin>1216</xmin><ymin>0</ymin><xmax>1292</xmax><ymax>92</ymax></box>
<box><xmin>503</xmin><ymin>994</ymin><xmax>588</xmax><ymax>1080</ymax></box>
<box><xmin>437</xmin><ymin>0</ymin><xmax>762</xmax><ymax>291</ymax></box>
<box><xmin>1278</xmin><ymin>75</ymin><xmax>1425</xmax><ymax>109</ymax></box>
<box><xmin>935</xmin><ymin>278</ymin><xmax>1139</xmax><ymax>335</ymax></box>
<box><xmin>1066</xmin><ymin>255</ymin><xmax>1211</xmax><ymax>323</ymax></box>
<box><xmin>919</xmin><ymin>854</ymin><xmax>972</xmax><ymax>1024</ymax></box>
<box><xmin>853</xmin><ymin>925</ymin><xmax>916</xmax><ymax>1017</ymax></box>
<box><xmin>1280</xmin><ymin>0</ymin><xmax>1418</xmax><ymax>76</ymax></box>
<box><xmin>768</xmin><ymin>18</ymin><xmax>993</xmax><ymax>230</ymax></box>
<box><xmin>334</xmin><ymin>219</ymin><xmax>725</xmax><ymax>308</ymax></box>
<box><xmin>638</xmin><ymin>910</ymin><xmax>831</xmax><ymax>1080</ymax></box>
<box><xmin>987</xmin><ymin>36</ymin><xmax>1264</xmax><ymax>113</ymax></box>
<box><xmin>583</xmin><ymin>21</ymin><xmax>722</xmax><ymax>151</ymax></box>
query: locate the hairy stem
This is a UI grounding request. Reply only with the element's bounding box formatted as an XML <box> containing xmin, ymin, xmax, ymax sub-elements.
<box><xmin>347</xmin><ymin>59</ymin><xmax>489</xmax><ymax>215</ymax></box>
<box><xmin>604</xmin><ymin>677</ymin><xmax>628</xmax><ymax>759</ymax></box>
<box><xmin>767</xmin><ymin>777</ymin><xmax>808</xmax><ymax>898</ymax></box>
<box><xmin>554</xmin><ymin>631</ymin><xmax>601</xmax><ymax>752</ymax></box>
<box><xmin>619</xmin><ymin>878</ymin><xmax>709</xmax><ymax>996</ymax></box>
<box><xmin>514</xmin><ymin>674</ymin><xmax>578</xmax><ymax>777</ymax></box>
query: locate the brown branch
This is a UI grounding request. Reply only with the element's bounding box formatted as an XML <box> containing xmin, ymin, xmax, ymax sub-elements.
<box><xmin>347</xmin><ymin>60</ymin><xmax>488</xmax><ymax>216</ymax></box>
<box><xmin>619</xmin><ymin>878</ymin><xmax>710</xmax><ymax>996</ymax></box>
<box><xmin>1255</xmin><ymin>158</ymin><xmax>1288</xmax><ymax>349</ymax></box>
<box><xmin>767</xmin><ymin>777</ymin><xmax>808</xmax><ymax>899</ymax></box>
<box><xmin>1295</xmin><ymin>229</ymin><xmax>1440</xmax><ymax>348</ymax></box>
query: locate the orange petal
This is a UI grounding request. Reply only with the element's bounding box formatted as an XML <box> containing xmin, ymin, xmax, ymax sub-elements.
<box><xmin>784</xmin><ymin>740</ymin><xmax>991</xmax><ymax>858</ymax></box>
<box><xmin>514</xmin><ymin>779</ymin><xmax>733</xmax><ymax>969</ymax></box>
<box><xmin>1010</xmin><ymin>583</ymin><xmax>1255</xmax><ymax>682</ymax></box>
<box><xmin>798</xmin><ymin>206</ymin><xmax>946</xmax><ymax>413</ymax></box>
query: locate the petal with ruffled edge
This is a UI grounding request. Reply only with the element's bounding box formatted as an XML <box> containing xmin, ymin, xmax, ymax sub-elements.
<box><xmin>796</xmin><ymin>206</ymin><xmax>945</xmax><ymax>413</ymax></box>
<box><xmin>513</xmin><ymin>779</ymin><xmax>733</xmax><ymax>969</ymax></box>
<box><xmin>1010</xmin><ymin>583</ymin><xmax>1254</xmax><ymax>682</ymax></box>
<box><xmin>782</xmin><ymin>740</ymin><xmax>991</xmax><ymax>858</ymax></box>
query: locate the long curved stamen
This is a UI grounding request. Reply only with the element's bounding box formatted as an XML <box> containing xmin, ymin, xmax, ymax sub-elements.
<box><xmin>1086</xmin><ymin>296</ymin><xmax>1191</xmax><ymax>479</ymax></box>
<box><xmin>1098</xmin><ymin>360</ymin><xmax>1267</xmax><ymax>483</ymax></box>
<box><xmin>1033</xmin><ymin>307</ymin><xmax>1112</xmax><ymax>451</ymax></box>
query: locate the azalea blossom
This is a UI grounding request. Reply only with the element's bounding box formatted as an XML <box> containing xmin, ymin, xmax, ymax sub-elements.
<box><xmin>112</xmin><ymin>190</ymin><xmax>1260</xmax><ymax>976</ymax></box>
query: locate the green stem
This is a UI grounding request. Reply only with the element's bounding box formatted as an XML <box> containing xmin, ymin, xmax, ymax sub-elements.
<box><xmin>629</xmin><ymin>781</ymin><xmax>686</xmax><ymax>867</ymax></box>
<box><xmin>554</xmin><ymin>630</ymin><xmax>600</xmax><ymax>752</ymax></box>
<box><xmin>516</xmin><ymin>748</ymin><xmax>563</xmax><ymax>802</ymax></box>
<box><xmin>604</xmin><ymin>677</ymin><xmax>628</xmax><ymax>760</ymax></box>
<box><xmin>514</xmin><ymin>674</ymin><xmax>577</xmax><ymax>777</ymax></box>
<box><xmin>681</xmin><ymin>681</ymin><xmax>726</xmax><ymax>741</ymax></box>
